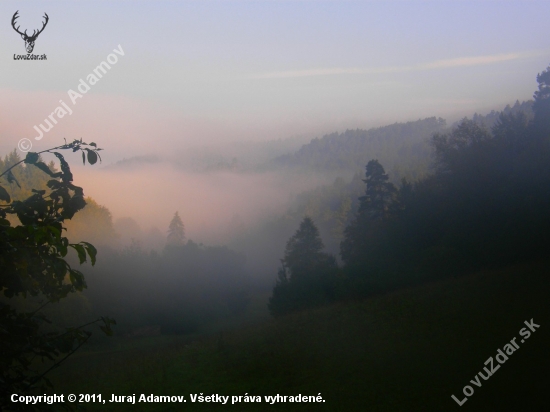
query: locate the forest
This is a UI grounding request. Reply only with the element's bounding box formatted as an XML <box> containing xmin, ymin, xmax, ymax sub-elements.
<box><xmin>1</xmin><ymin>64</ymin><xmax>549</xmax><ymax>410</ymax></box>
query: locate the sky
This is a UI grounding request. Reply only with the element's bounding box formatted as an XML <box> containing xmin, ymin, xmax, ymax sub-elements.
<box><xmin>1</xmin><ymin>1</ymin><xmax>549</xmax><ymax>239</ymax></box>
<box><xmin>0</xmin><ymin>0</ymin><xmax>548</xmax><ymax>160</ymax></box>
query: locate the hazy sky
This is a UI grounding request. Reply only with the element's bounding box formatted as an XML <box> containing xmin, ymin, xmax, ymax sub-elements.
<box><xmin>1</xmin><ymin>0</ymin><xmax>549</xmax><ymax>159</ymax></box>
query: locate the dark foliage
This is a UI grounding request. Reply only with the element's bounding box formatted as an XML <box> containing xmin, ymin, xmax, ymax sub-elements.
<box><xmin>533</xmin><ymin>66</ymin><xmax>550</xmax><ymax>134</ymax></box>
<box><xmin>464</xmin><ymin>100</ymin><xmax>533</xmax><ymax>131</ymax></box>
<box><xmin>83</xmin><ymin>236</ymin><xmax>250</xmax><ymax>336</ymax></box>
<box><xmin>338</xmin><ymin>65</ymin><xmax>550</xmax><ymax>296</ymax></box>
<box><xmin>269</xmin><ymin>217</ymin><xmax>338</xmax><ymax>316</ymax></box>
<box><xmin>167</xmin><ymin>211</ymin><xmax>185</xmax><ymax>246</ymax></box>
<box><xmin>0</xmin><ymin>140</ymin><xmax>114</xmax><ymax>410</ymax></box>
<box><xmin>340</xmin><ymin>160</ymin><xmax>398</xmax><ymax>270</ymax></box>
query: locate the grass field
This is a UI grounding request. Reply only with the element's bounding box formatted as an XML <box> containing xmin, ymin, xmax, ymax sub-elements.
<box><xmin>49</xmin><ymin>260</ymin><xmax>550</xmax><ymax>411</ymax></box>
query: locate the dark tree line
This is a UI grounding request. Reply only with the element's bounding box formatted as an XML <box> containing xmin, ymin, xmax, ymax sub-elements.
<box><xmin>270</xmin><ymin>64</ymin><xmax>550</xmax><ymax>314</ymax></box>
<box><xmin>273</xmin><ymin>117</ymin><xmax>446</xmax><ymax>179</ymax></box>
<box><xmin>83</xmin><ymin>212</ymin><xmax>251</xmax><ymax>335</ymax></box>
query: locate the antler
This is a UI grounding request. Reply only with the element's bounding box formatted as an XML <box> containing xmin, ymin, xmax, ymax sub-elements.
<box><xmin>29</xmin><ymin>13</ymin><xmax>49</xmax><ymax>39</ymax></box>
<box><xmin>11</xmin><ymin>11</ymin><xmax>27</xmax><ymax>37</ymax></box>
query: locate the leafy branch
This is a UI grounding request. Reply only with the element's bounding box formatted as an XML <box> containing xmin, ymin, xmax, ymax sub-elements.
<box><xmin>0</xmin><ymin>139</ymin><xmax>113</xmax><ymax>409</ymax></box>
<box><xmin>0</xmin><ymin>139</ymin><xmax>101</xmax><ymax>207</ymax></box>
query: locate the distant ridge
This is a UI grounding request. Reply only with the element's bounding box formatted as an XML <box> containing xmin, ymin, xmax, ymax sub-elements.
<box><xmin>271</xmin><ymin>100</ymin><xmax>534</xmax><ymax>177</ymax></box>
<box><xmin>272</xmin><ymin>117</ymin><xmax>447</xmax><ymax>175</ymax></box>
<box><xmin>99</xmin><ymin>100</ymin><xmax>534</xmax><ymax>176</ymax></box>
<box><xmin>104</xmin><ymin>155</ymin><xmax>161</xmax><ymax>170</ymax></box>
<box><xmin>460</xmin><ymin>99</ymin><xmax>533</xmax><ymax>129</ymax></box>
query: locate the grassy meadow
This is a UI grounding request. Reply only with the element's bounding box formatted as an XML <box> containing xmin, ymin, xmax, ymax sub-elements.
<box><xmin>49</xmin><ymin>260</ymin><xmax>550</xmax><ymax>411</ymax></box>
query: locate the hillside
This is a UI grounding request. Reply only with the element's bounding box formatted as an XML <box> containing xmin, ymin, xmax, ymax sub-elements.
<box><xmin>271</xmin><ymin>100</ymin><xmax>534</xmax><ymax>183</ymax></box>
<box><xmin>271</xmin><ymin>117</ymin><xmax>446</xmax><ymax>180</ymax></box>
<box><xmin>50</xmin><ymin>260</ymin><xmax>550</xmax><ymax>411</ymax></box>
<box><xmin>100</xmin><ymin>101</ymin><xmax>534</xmax><ymax>182</ymax></box>
<box><xmin>454</xmin><ymin>99</ymin><xmax>534</xmax><ymax>130</ymax></box>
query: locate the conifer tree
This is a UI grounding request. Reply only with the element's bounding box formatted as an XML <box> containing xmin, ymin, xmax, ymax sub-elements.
<box><xmin>283</xmin><ymin>217</ymin><xmax>330</xmax><ymax>278</ymax></box>
<box><xmin>533</xmin><ymin>65</ymin><xmax>550</xmax><ymax>134</ymax></box>
<box><xmin>359</xmin><ymin>160</ymin><xmax>397</xmax><ymax>222</ymax></box>
<box><xmin>269</xmin><ymin>217</ymin><xmax>337</xmax><ymax>316</ymax></box>
<box><xmin>341</xmin><ymin>160</ymin><xmax>398</xmax><ymax>265</ymax></box>
<box><xmin>167</xmin><ymin>211</ymin><xmax>185</xmax><ymax>246</ymax></box>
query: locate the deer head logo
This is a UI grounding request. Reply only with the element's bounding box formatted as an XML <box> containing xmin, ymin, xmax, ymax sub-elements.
<box><xmin>11</xmin><ymin>11</ymin><xmax>49</xmax><ymax>54</ymax></box>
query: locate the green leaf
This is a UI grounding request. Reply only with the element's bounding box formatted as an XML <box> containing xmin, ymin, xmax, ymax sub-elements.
<box><xmin>70</xmin><ymin>244</ymin><xmax>87</xmax><ymax>264</ymax></box>
<box><xmin>6</xmin><ymin>170</ymin><xmax>21</xmax><ymax>188</ymax></box>
<box><xmin>47</xmin><ymin>179</ymin><xmax>62</xmax><ymax>190</ymax></box>
<box><xmin>82</xmin><ymin>151</ymin><xmax>86</xmax><ymax>165</ymax></box>
<box><xmin>81</xmin><ymin>242</ymin><xmax>97</xmax><ymax>266</ymax></box>
<box><xmin>104</xmin><ymin>316</ymin><xmax>117</xmax><ymax>326</ymax></box>
<box><xmin>32</xmin><ymin>161</ymin><xmax>61</xmax><ymax>178</ymax></box>
<box><xmin>68</xmin><ymin>269</ymin><xmax>86</xmax><ymax>291</ymax></box>
<box><xmin>85</xmin><ymin>149</ymin><xmax>98</xmax><ymax>165</ymax></box>
<box><xmin>59</xmin><ymin>246</ymin><xmax>68</xmax><ymax>257</ymax></box>
<box><xmin>47</xmin><ymin>225</ymin><xmax>61</xmax><ymax>240</ymax></box>
<box><xmin>0</xmin><ymin>185</ymin><xmax>11</xmax><ymax>203</ymax></box>
<box><xmin>99</xmin><ymin>317</ymin><xmax>116</xmax><ymax>336</ymax></box>
<box><xmin>89</xmin><ymin>142</ymin><xmax>97</xmax><ymax>147</ymax></box>
<box><xmin>24</xmin><ymin>152</ymin><xmax>39</xmax><ymax>164</ymax></box>
<box><xmin>53</xmin><ymin>152</ymin><xmax>73</xmax><ymax>182</ymax></box>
